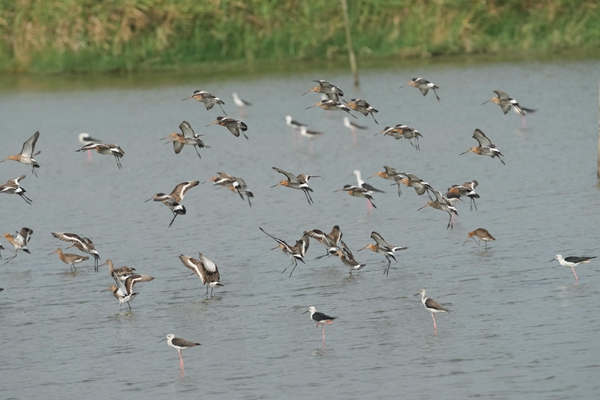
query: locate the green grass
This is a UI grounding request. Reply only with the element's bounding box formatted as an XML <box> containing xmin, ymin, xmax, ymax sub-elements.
<box><xmin>1</xmin><ymin>0</ymin><xmax>599</xmax><ymax>73</ymax></box>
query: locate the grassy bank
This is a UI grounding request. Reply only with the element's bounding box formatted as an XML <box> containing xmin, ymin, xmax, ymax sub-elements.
<box><xmin>1</xmin><ymin>0</ymin><xmax>599</xmax><ymax>73</ymax></box>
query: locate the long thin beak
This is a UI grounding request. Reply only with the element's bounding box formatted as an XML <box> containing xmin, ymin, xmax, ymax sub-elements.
<box><xmin>481</xmin><ymin>99</ymin><xmax>491</xmax><ymax>105</ymax></box>
<box><xmin>101</xmin><ymin>287</ymin><xmax>111</xmax><ymax>293</ymax></box>
<box><xmin>417</xmin><ymin>203</ymin><xmax>429</xmax><ymax>211</ymax></box>
<box><xmin>413</xmin><ymin>293</ymin><xmax>420</xmax><ymax>296</ymax></box>
<box><xmin>459</xmin><ymin>149</ymin><xmax>471</xmax><ymax>156</ymax></box>
<box><xmin>399</xmin><ymin>84</ymin><xmax>406</xmax><ymax>89</ymax></box>
<box><xmin>158</xmin><ymin>337</ymin><xmax>167</xmax><ymax>343</ymax></box>
<box><xmin>302</xmin><ymin>310</ymin><xmax>309</xmax><ymax>314</ymax></box>
<box><xmin>300</xmin><ymin>91</ymin><xmax>311</xmax><ymax>96</ymax></box>
<box><xmin>270</xmin><ymin>183</ymin><xmax>281</xmax><ymax>188</ymax></box>
<box><xmin>48</xmin><ymin>250</ymin><xmax>58</xmax><ymax>255</ymax></box>
<box><xmin>333</xmin><ymin>188</ymin><xmax>343</xmax><ymax>192</ymax></box>
<box><xmin>144</xmin><ymin>196</ymin><xmax>154</xmax><ymax>203</ymax></box>
<box><xmin>98</xmin><ymin>260</ymin><xmax>108</xmax><ymax>267</ymax></box>
<box><xmin>270</xmin><ymin>246</ymin><xmax>279</xmax><ymax>251</ymax></box>
<box><xmin>357</xmin><ymin>246</ymin><xmax>368</xmax><ymax>252</ymax></box>
<box><xmin>462</xmin><ymin>238</ymin><xmax>470</xmax><ymax>246</ymax></box>
<box><xmin>305</xmin><ymin>105</ymin><xmax>317</xmax><ymax>110</ymax></box>
<box><xmin>205</xmin><ymin>121</ymin><xmax>218</xmax><ymax>127</ymax></box>
<box><xmin>549</xmin><ymin>258</ymin><xmax>556</xmax><ymax>262</ymax></box>
<box><xmin>65</xmin><ymin>243</ymin><xmax>76</xmax><ymax>249</ymax></box>
<box><xmin>181</xmin><ymin>96</ymin><xmax>192</xmax><ymax>101</ymax></box>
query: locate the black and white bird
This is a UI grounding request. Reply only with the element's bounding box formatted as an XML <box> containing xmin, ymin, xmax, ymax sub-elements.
<box><xmin>160</xmin><ymin>333</ymin><xmax>201</xmax><ymax>372</ymax></box>
<box><xmin>259</xmin><ymin>227</ymin><xmax>309</xmax><ymax>277</ymax></box>
<box><xmin>182</xmin><ymin>90</ymin><xmax>227</xmax><ymax>115</ymax></box>
<box><xmin>400</xmin><ymin>77</ymin><xmax>440</xmax><ymax>101</ymax></box>
<box><xmin>357</xmin><ymin>231</ymin><xmax>408</xmax><ymax>276</ymax></box>
<box><xmin>3</xmin><ymin>227</ymin><xmax>33</xmax><ymax>263</ymax></box>
<box><xmin>303</xmin><ymin>306</ymin><xmax>336</xmax><ymax>345</ymax></box>
<box><xmin>179</xmin><ymin>253</ymin><xmax>224</xmax><ymax>296</ymax></box>
<box><xmin>51</xmin><ymin>232</ymin><xmax>101</xmax><ymax>272</ymax></box>
<box><xmin>75</xmin><ymin>143</ymin><xmax>125</xmax><ymax>169</ymax></box>
<box><xmin>459</xmin><ymin>128</ymin><xmax>505</xmax><ymax>165</ymax></box>
<box><xmin>550</xmin><ymin>255</ymin><xmax>596</xmax><ymax>281</ymax></box>
<box><xmin>145</xmin><ymin>181</ymin><xmax>199</xmax><ymax>228</ymax></box>
<box><xmin>102</xmin><ymin>273</ymin><xmax>155</xmax><ymax>311</ymax></box>
<box><xmin>271</xmin><ymin>167</ymin><xmax>319</xmax><ymax>205</ymax></box>
<box><xmin>206</xmin><ymin>116</ymin><xmax>249</xmax><ymax>139</ymax></box>
<box><xmin>0</xmin><ymin>175</ymin><xmax>32</xmax><ymax>205</ymax></box>
<box><xmin>415</xmin><ymin>288</ymin><xmax>450</xmax><ymax>331</ymax></box>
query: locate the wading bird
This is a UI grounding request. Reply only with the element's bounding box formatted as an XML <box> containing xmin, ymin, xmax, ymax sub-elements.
<box><xmin>206</xmin><ymin>116</ymin><xmax>249</xmax><ymax>139</ymax></box>
<box><xmin>358</xmin><ymin>231</ymin><xmax>408</xmax><ymax>276</ymax></box>
<box><xmin>306</xmin><ymin>100</ymin><xmax>356</xmax><ymax>118</ymax></box>
<box><xmin>78</xmin><ymin>133</ymin><xmax>102</xmax><ymax>161</ymax></box>
<box><xmin>303</xmin><ymin>306</ymin><xmax>336</xmax><ymax>345</ymax></box>
<box><xmin>160</xmin><ymin>334</ymin><xmax>201</xmax><ymax>373</ymax></box>
<box><xmin>303</xmin><ymin>225</ymin><xmax>346</xmax><ymax>260</ymax></box>
<box><xmin>400</xmin><ymin>78</ymin><xmax>440</xmax><ymax>101</ymax></box>
<box><xmin>445</xmin><ymin>181</ymin><xmax>480</xmax><ymax>211</ymax></box>
<box><xmin>182</xmin><ymin>90</ymin><xmax>227</xmax><ymax>115</ymax></box>
<box><xmin>344</xmin><ymin>98</ymin><xmax>379</xmax><ymax>124</ymax></box>
<box><xmin>76</xmin><ymin>143</ymin><xmax>125</xmax><ymax>169</ymax></box>
<box><xmin>51</xmin><ymin>232</ymin><xmax>101</xmax><ymax>272</ymax></box>
<box><xmin>259</xmin><ymin>227</ymin><xmax>309</xmax><ymax>277</ymax></box>
<box><xmin>100</xmin><ymin>259</ymin><xmax>136</xmax><ymax>282</ymax></box>
<box><xmin>301</xmin><ymin>80</ymin><xmax>345</xmax><ymax>102</ymax></box>
<box><xmin>460</xmin><ymin>129</ymin><xmax>505</xmax><ymax>165</ymax></box>
<box><xmin>3</xmin><ymin>227</ymin><xmax>33</xmax><ymax>263</ymax></box>
<box><xmin>1</xmin><ymin>131</ymin><xmax>41</xmax><ymax>177</ymax></box>
<box><xmin>48</xmin><ymin>248</ymin><xmax>89</xmax><ymax>271</ymax></box>
<box><xmin>462</xmin><ymin>228</ymin><xmax>495</xmax><ymax>250</ymax></box>
<box><xmin>0</xmin><ymin>175</ymin><xmax>32</xmax><ymax>205</ymax></box>
<box><xmin>102</xmin><ymin>273</ymin><xmax>154</xmax><ymax>311</ymax></box>
<box><xmin>179</xmin><ymin>253</ymin><xmax>224</xmax><ymax>297</ymax></box>
<box><xmin>550</xmin><ymin>255</ymin><xmax>597</xmax><ymax>281</ymax></box>
<box><xmin>334</xmin><ymin>248</ymin><xmax>366</xmax><ymax>275</ymax></box>
<box><xmin>271</xmin><ymin>167</ymin><xmax>319</xmax><ymax>205</ymax></box>
<box><xmin>161</xmin><ymin>121</ymin><xmax>208</xmax><ymax>159</ymax></box>
<box><xmin>145</xmin><ymin>181</ymin><xmax>199</xmax><ymax>228</ymax></box>
<box><xmin>343</xmin><ymin>117</ymin><xmax>367</xmax><ymax>145</ymax></box>
<box><xmin>415</xmin><ymin>289</ymin><xmax>450</xmax><ymax>332</ymax></box>
<box><xmin>417</xmin><ymin>190</ymin><xmax>458</xmax><ymax>230</ymax></box>
<box><xmin>232</xmin><ymin>92</ymin><xmax>251</xmax><ymax>116</ymax></box>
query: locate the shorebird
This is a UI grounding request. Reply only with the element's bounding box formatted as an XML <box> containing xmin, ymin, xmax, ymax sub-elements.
<box><xmin>271</xmin><ymin>167</ymin><xmax>319</xmax><ymax>205</ymax></box>
<box><xmin>358</xmin><ymin>231</ymin><xmax>408</xmax><ymax>276</ymax></box>
<box><xmin>400</xmin><ymin>77</ymin><xmax>440</xmax><ymax>101</ymax></box>
<box><xmin>334</xmin><ymin>248</ymin><xmax>366</xmax><ymax>275</ymax></box>
<box><xmin>344</xmin><ymin>99</ymin><xmax>378</xmax><ymax>124</ymax></box>
<box><xmin>102</xmin><ymin>273</ymin><xmax>154</xmax><ymax>311</ymax></box>
<box><xmin>378</xmin><ymin>124</ymin><xmax>423</xmax><ymax>150</ymax></box>
<box><xmin>417</xmin><ymin>190</ymin><xmax>459</xmax><ymax>230</ymax></box>
<box><xmin>353</xmin><ymin>169</ymin><xmax>384</xmax><ymax>211</ymax></box>
<box><xmin>78</xmin><ymin>133</ymin><xmax>102</xmax><ymax>161</ymax></box>
<box><xmin>301</xmin><ymin>80</ymin><xmax>345</xmax><ymax>102</ymax></box>
<box><xmin>145</xmin><ymin>181</ymin><xmax>199</xmax><ymax>228</ymax></box>
<box><xmin>259</xmin><ymin>227</ymin><xmax>309</xmax><ymax>277</ymax></box>
<box><xmin>303</xmin><ymin>306</ymin><xmax>336</xmax><ymax>345</ymax></box>
<box><xmin>394</xmin><ymin>172</ymin><xmax>434</xmax><ymax>198</ymax></box>
<box><xmin>334</xmin><ymin>185</ymin><xmax>377</xmax><ymax>210</ymax></box>
<box><xmin>229</xmin><ymin>176</ymin><xmax>254</xmax><ymax>207</ymax></box>
<box><xmin>445</xmin><ymin>181</ymin><xmax>479</xmax><ymax>211</ymax></box>
<box><xmin>463</xmin><ymin>228</ymin><xmax>495</xmax><ymax>250</ymax></box>
<box><xmin>369</xmin><ymin>166</ymin><xmax>403</xmax><ymax>196</ymax></box>
<box><xmin>160</xmin><ymin>334</ymin><xmax>200</xmax><ymax>373</ymax></box>
<box><xmin>231</xmin><ymin>92</ymin><xmax>252</xmax><ymax>113</ymax></box>
<box><xmin>343</xmin><ymin>117</ymin><xmax>367</xmax><ymax>144</ymax></box>
<box><xmin>306</xmin><ymin>100</ymin><xmax>357</xmax><ymax>118</ymax></box>
<box><xmin>482</xmin><ymin>90</ymin><xmax>528</xmax><ymax>116</ymax></box>
<box><xmin>285</xmin><ymin>115</ymin><xmax>307</xmax><ymax>131</ymax></box>
<box><xmin>206</xmin><ymin>116</ymin><xmax>248</xmax><ymax>139</ymax></box>
<box><xmin>303</xmin><ymin>225</ymin><xmax>345</xmax><ymax>259</ymax></box>
<box><xmin>179</xmin><ymin>253</ymin><xmax>224</xmax><ymax>296</ymax></box>
<box><xmin>415</xmin><ymin>289</ymin><xmax>450</xmax><ymax>332</ymax></box>
<box><xmin>460</xmin><ymin>129</ymin><xmax>505</xmax><ymax>165</ymax></box>
<box><xmin>76</xmin><ymin>143</ymin><xmax>125</xmax><ymax>169</ymax></box>
<box><xmin>182</xmin><ymin>90</ymin><xmax>227</xmax><ymax>115</ymax></box>
<box><xmin>202</xmin><ymin>171</ymin><xmax>236</xmax><ymax>187</ymax></box>
<box><xmin>0</xmin><ymin>175</ymin><xmax>32</xmax><ymax>205</ymax></box>
<box><xmin>100</xmin><ymin>259</ymin><xmax>136</xmax><ymax>282</ymax></box>
<box><xmin>48</xmin><ymin>248</ymin><xmax>89</xmax><ymax>271</ymax></box>
<box><xmin>1</xmin><ymin>131</ymin><xmax>41</xmax><ymax>177</ymax></box>
<box><xmin>3</xmin><ymin>228</ymin><xmax>33</xmax><ymax>263</ymax></box>
<box><xmin>51</xmin><ymin>232</ymin><xmax>101</xmax><ymax>272</ymax></box>
<box><xmin>550</xmin><ymin>255</ymin><xmax>597</xmax><ymax>281</ymax></box>
<box><xmin>161</xmin><ymin>121</ymin><xmax>208</xmax><ymax>159</ymax></box>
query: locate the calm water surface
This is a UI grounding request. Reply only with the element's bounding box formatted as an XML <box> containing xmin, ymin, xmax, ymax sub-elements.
<box><xmin>1</xmin><ymin>56</ymin><xmax>600</xmax><ymax>399</ymax></box>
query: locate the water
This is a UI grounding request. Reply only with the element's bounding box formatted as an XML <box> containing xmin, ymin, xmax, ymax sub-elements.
<box><xmin>1</xmin><ymin>56</ymin><xmax>600</xmax><ymax>399</ymax></box>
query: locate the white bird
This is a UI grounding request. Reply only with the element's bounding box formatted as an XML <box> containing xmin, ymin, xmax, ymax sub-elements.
<box><xmin>415</xmin><ymin>288</ymin><xmax>450</xmax><ymax>331</ymax></box>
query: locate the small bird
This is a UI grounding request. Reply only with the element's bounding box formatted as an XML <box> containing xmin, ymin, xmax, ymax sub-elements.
<box><xmin>550</xmin><ymin>255</ymin><xmax>597</xmax><ymax>281</ymax></box>
<box><xmin>334</xmin><ymin>248</ymin><xmax>366</xmax><ymax>275</ymax></box>
<box><xmin>482</xmin><ymin>90</ymin><xmax>529</xmax><ymax>116</ymax></box>
<box><xmin>259</xmin><ymin>227</ymin><xmax>309</xmax><ymax>277</ymax></box>
<box><xmin>78</xmin><ymin>133</ymin><xmax>102</xmax><ymax>161</ymax></box>
<box><xmin>160</xmin><ymin>333</ymin><xmax>201</xmax><ymax>373</ymax></box>
<box><xmin>417</xmin><ymin>190</ymin><xmax>459</xmax><ymax>230</ymax></box>
<box><xmin>1</xmin><ymin>131</ymin><xmax>41</xmax><ymax>177</ymax></box>
<box><xmin>206</xmin><ymin>116</ymin><xmax>249</xmax><ymax>139</ymax></box>
<box><xmin>232</xmin><ymin>93</ymin><xmax>251</xmax><ymax>116</ymax></box>
<box><xmin>161</xmin><ymin>121</ymin><xmax>208</xmax><ymax>159</ymax></box>
<box><xmin>400</xmin><ymin>78</ymin><xmax>440</xmax><ymax>101</ymax></box>
<box><xmin>415</xmin><ymin>288</ymin><xmax>450</xmax><ymax>331</ymax></box>
<box><xmin>0</xmin><ymin>175</ymin><xmax>32</xmax><ymax>205</ymax></box>
<box><xmin>51</xmin><ymin>232</ymin><xmax>101</xmax><ymax>272</ymax></box>
<box><xmin>358</xmin><ymin>231</ymin><xmax>408</xmax><ymax>276</ymax></box>
<box><xmin>179</xmin><ymin>253</ymin><xmax>224</xmax><ymax>297</ymax></box>
<box><xmin>76</xmin><ymin>143</ymin><xmax>125</xmax><ymax>169</ymax></box>
<box><xmin>48</xmin><ymin>248</ymin><xmax>89</xmax><ymax>271</ymax></box>
<box><xmin>445</xmin><ymin>181</ymin><xmax>479</xmax><ymax>211</ymax></box>
<box><xmin>306</xmin><ymin>100</ymin><xmax>357</xmax><ymax>118</ymax></box>
<box><xmin>102</xmin><ymin>274</ymin><xmax>154</xmax><ymax>311</ymax></box>
<box><xmin>343</xmin><ymin>117</ymin><xmax>367</xmax><ymax>145</ymax></box>
<box><xmin>344</xmin><ymin>99</ymin><xmax>379</xmax><ymax>124</ymax></box>
<box><xmin>378</xmin><ymin>124</ymin><xmax>423</xmax><ymax>150</ymax></box>
<box><xmin>303</xmin><ymin>225</ymin><xmax>345</xmax><ymax>259</ymax></box>
<box><xmin>100</xmin><ymin>259</ymin><xmax>136</xmax><ymax>282</ymax></box>
<box><xmin>229</xmin><ymin>176</ymin><xmax>254</xmax><ymax>207</ymax></box>
<box><xmin>303</xmin><ymin>306</ymin><xmax>336</xmax><ymax>345</ymax></box>
<box><xmin>462</xmin><ymin>228</ymin><xmax>495</xmax><ymax>250</ymax></box>
<box><xmin>301</xmin><ymin>80</ymin><xmax>345</xmax><ymax>102</ymax></box>
<box><xmin>182</xmin><ymin>90</ymin><xmax>227</xmax><ymax>115</ymax></box>
<box><xmin>394</xmin><ymin>172</ymin><xmax>434</xmax><ymax>198</ymax></box>
<box><xmin>271</xmin><ymin>167</ymin><xmax>319</xmax><ymax>205</ymax></box>
<box><xmin>334</xmin><ymin>185</ymin><xmax>377</xmax><ymax>210</ymax></box>
<box><xmin>145</xmin><ymin>181</ymin><xmax>199</xmax><ymax>228</ymax></box>
<box><xmin>460</xmin><ymin>129</ymin><xmax>505</xmax><ymax>165</ymax></box>
<box><xmin>3</xmin><ymin>227</ymin><xmax>33</xmax><ymax>263</ymax></box>
<box><xmin>202</xmin><ymin>171</ymin><xmax>236</xmax><ymax>187</ymax></box>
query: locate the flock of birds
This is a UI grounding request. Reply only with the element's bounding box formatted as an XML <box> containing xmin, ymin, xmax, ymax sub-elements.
<box><xmin>1</xmin><ymin>77</ymin><xmax>596</xmax><ymax>371</ymax></box>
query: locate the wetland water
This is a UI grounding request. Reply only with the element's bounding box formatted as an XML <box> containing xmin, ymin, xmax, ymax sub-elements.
<box><xmin>1</xmin><ymin>56</ymin><xmax>600</xmax><ymax>399</ymax></box>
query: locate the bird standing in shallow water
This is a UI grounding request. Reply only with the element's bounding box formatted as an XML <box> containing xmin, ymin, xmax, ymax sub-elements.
<box><xmin>160</xmin><ymin>334</ymin><xmax>201</xmax><ymax>373</ymax></box>
<box><xmin>102</xmin><ymin>274</ymin><xmax>154</xmax><ymax>311</ymax></box>
<box><xmin>303</xmin><ymin>306</ymin><xmax>336</xmax><ymax>345</ymax></box>
<box><xmin>48</xmin><ymin>248</ymin><xmax>89</xmax><ymax>271</ymax></box>
<box><xmin>78</xmin><ymin>133</ymin><xmax>102</xmax><ymax>161</ymax></box>
<box><xmin>51</xmin><ymin>232</ymin><xmax>101</xmax><ymax>272</ymax></box>
<box><xmin>550</xmin><ymin>255</ymin><xmax>596</xmax><ymax>281</ymax></box>
<box><xmin>400</xmin><ymin>78</ymin><xmax>440</xmax><ymax>101</ymax></box>
<box><xmin>1</xmin><ymin>131</ymin><xmax>41</xmax><ymax>177</ymax></box>
<box><xmin>463</xmin><ymin>228</ymin><xmax>495</xmax><ymax>250</ymax></box>
<box><xmin>178</xmin><ymin>253</ymin><xmax>224</xmax><ymax>296</ymax></box>
<box><xmin>415</xmin><ymin>288</ymin><xmax>450</xmax><ymax>332</ymax></box>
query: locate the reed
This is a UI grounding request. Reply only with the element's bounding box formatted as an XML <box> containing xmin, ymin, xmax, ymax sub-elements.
<box><xmin>1</xmin><ymin>0</ymin><xmax>599</xmax><ymax>73</ymax></box>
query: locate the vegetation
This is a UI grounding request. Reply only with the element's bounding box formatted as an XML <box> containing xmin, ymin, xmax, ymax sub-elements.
<box><xmin>1</xmin><ymin>0</ymin><xmax>599</xmax><ymax>73</ymax></box>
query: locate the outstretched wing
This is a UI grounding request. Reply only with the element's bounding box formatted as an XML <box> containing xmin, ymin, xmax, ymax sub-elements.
<box><xmin>170</xmin><ymin>181</ymin><xmax>199</xmax><ymax>202</ymax></box>
<box><xmin>179</xmin><ymin>121</ymin><xmax>196</xmax><ymax>139</ymax></box>
<box><xmin>473</xmin><ymin>129</ymin><xmax>493</xmax><ymax>147</ymax></box>
<box><xmin>259</xmin><ymin>227</ymin><xmax>291</xmax><ymax>251</ymax></box>
<box><xmin>21</xmin><ymin>131</ymin><xmax>40</xmax><ymax>157</ymax></box>
<box><xmin>493</xmin><ymin>90</ymin><xmax>509</xmax><ymax>100</ymax></box>
<box><xmin>370</xmin><ymin>231</ymin><xmax>390</xmax><ymax>248</ymax></box>
<box><xmin>272</xmin><ymin>167</ymin><xmax>298</xmax><ymax>182</ymax></box>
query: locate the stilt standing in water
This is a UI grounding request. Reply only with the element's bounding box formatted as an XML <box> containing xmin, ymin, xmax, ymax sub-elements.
<box><xmin>303</xmin><ymin>306</ymin><xmax>336</xmax><ymax>345</ymax></box>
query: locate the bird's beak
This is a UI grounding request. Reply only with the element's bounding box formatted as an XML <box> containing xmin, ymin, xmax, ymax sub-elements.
<box><xmin>101</xmin><ymin>287</ymin><xmax>111</xmax><ymax>293</ymax></box>
<box><xmin>48</xmin><ymin>249</ymin><xmax>58</xmax><ymax>255</ymax></box>
<box><xmin>459</xmin><ymin>149</ymin><xmax>471</xmax><ymax>156</ymax></box>
<box><xmin>98</xmin><ymin>260</ymin><xmax>108</xmax><ymax>267</ymax></box>
<box><xmin>462</xmin><ymin>238</ymin><xmax>470</xmax><ymax>246</ymax></box>
<box><xmin>205</xmin><ymin>121</ymin><xmax>218</xmax><ymax>127</ymax></box>
<box><xmin>413</xmin><ymin>293</ymin><xmax>420</xmax><ymax>296</ymax></box>
<box><xmin>399</xmin><ymin>84</ymin><xmax>406</xmax><ymax>89</ymax></box>
<box><xmin>158</xmin><ymin>337</ymin><xmax>167</xmax><ymax>343</ymax></box>
<box><xmin>270</xmin><ymin>182</ymin><xmax>281</xmax><ymax>188</ymax></box>
<box><xmin>481</xmin><ymin>99</ymin><xmax>491</xmax><ymax>105</ymax></box>
<box><xmin>302</xmin><ymin>310</ymin><xmax>309</xmax><ymax>314</ymax></box>
<box><xmin>548</xmin><ymin>258</ymin><xmax>556</xmax><ymax>262</ymax></box>
<box><xmin>144</xmin><ymin>196</ymin><xmax>154</xmax><ymax>203</ymax></box>
<box><xmin>181</xmin><ymin>96</ymin><xmax>192</xmax><ymax>101</ymax></box>
<box><xmin>357</xmin><ymin>246</ymin><xmax>367</xmax><ymax>252</ymax></box>
<box><xmin>305</xmin><ymin>104</ymin><xmax>317</xmax><ymax>110</ymax></box>
<box><xmin>416</xmin><ymin>203</ymin><xmax>429</xmax><ymax>211</ymax></box>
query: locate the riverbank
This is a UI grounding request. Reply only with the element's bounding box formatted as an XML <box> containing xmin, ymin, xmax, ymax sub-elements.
<box><xmin>2</xmin><ymin>0</ymin><xmax>599</xmax><ymax>74</ymax></box>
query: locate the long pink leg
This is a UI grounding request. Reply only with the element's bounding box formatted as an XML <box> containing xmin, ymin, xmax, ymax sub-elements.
<box><xmin>86</xmin><ymin>150</ymin><xmax>93</xmax><ymax>162</ymax></box>
<box><xmin>322</xmin><ymin>325</ymin><xmax>326</xmax><ymax>344</ymax></box>
<box><xmin>366</xmin><ymin>200</ymin><xmax>372</xmax><ymax>213</ymax></box>
<box><xmin>352</xmin><ymin>130</ymin><xmax>357</xmax><ymax>145</ymax></box>
<box><xmin>572</xmin><ymin>268</ymin><xmax>579</xmax><ymax>281</ymax></box>
<box><xmin>431</xmin><ymin>313</ymin><xmax>437</xmax><ymax>331</ymax></box>
<box><xmin>178</xmin><ymin>350</ymin><xmax>184</xmax><ymax>371</ymax></box>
